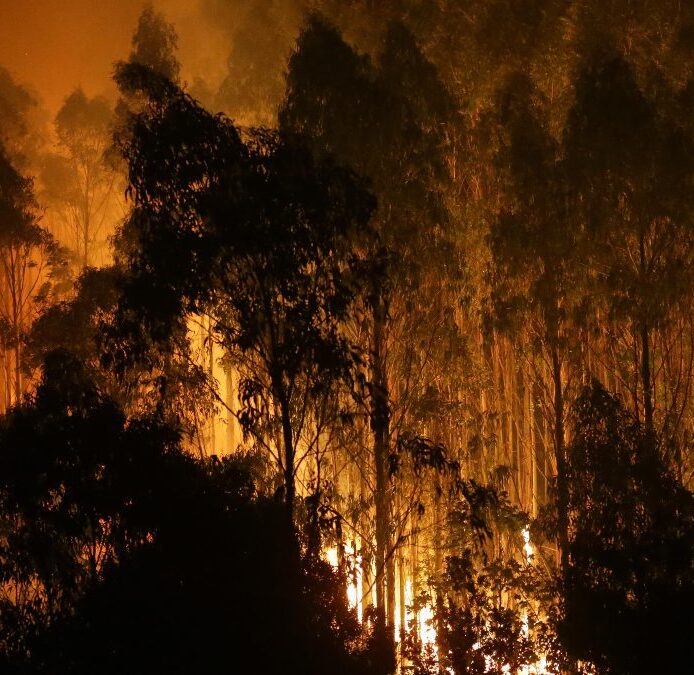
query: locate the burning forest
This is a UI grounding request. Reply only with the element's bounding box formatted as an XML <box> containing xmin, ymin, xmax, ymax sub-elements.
<box><xmin>1</xmin><ymin>1</ymin><xmax>694</xmax><ymax>674</ymax></box>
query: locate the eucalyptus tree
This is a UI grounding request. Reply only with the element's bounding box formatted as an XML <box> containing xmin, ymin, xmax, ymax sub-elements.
<box><xmin>129</xmin><ymin>3</ymin><xmax>180</xmax><ymax>83</ymax></box>
<box><xmin>0</xmin><ymin>66</ymin><xmax>44</xmax><ymax>169</ymax></box>
<box><xmin>564</xmin><ymin>52</ymin><xmax>694</xmax><ymax>439</ymax></box>
<box><xmin>280</xmin><ymin>14</ymin><xmax>462</xmax><ymax>631</ymax></box>
<box><xmin>115</xmin><ymin>5</ymin><xmax>182</xmax><ymax>139</ymax></box>
<box><xmin>112</xmin><ymin>62</ymin><xmax>373</xmax><ymax>530</ymax></box>
<box><xmin>487</xmin><ymin>73</ymin><xmax>583</xmax><ymax>570</ymax></box>
<box><xmin>561</xmin><ymin>381</ymin><xmax>694</xmax><ymax>674</ymax></box>
<box><xmin>0</xmin><ymin>350</ymin><xmax>184</xmax><ymax>632</ymax></box>
<box><xmin>41</xmin><ymin>89</ymin><xmax>123</xmax><ymax>268</ymax></box>
<box><xmin>215</xmin><ymin>1</ymin><xmax>299</xmax><ymax>126</ymax></box>
<box><xmin>0</xmin><ymin>349</ymin><xmax>376</xmax><ymax>675</ymax></box>
<box><xmin>0</xmin><ymin>145</ymin><xmax>66</xmax><ymax>408</ymax></box>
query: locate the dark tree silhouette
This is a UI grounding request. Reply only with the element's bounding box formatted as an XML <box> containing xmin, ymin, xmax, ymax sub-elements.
<box><xmin>280</xmin><ymin>15</ymin><xmax>460</xmax><ymax>636</ymax></box>
<box><xmin>0</xmin><ymin>351</ymin><xmax>379</xmax><ymax>675</ymax></box>
<box><xmin>41</xmin><ymin>89</ymin><xmax>122</xmax><ymax>268</ymax></box>
<box><xmin>128</xmin><ymin>4</ymin><xmax>180</xmax><ymax>83</ymax></box>
<box><xmin>561</xmin><ymin>381</ymin><xmax>694</xmax><ymax>673</ymax></box>
<box><xmin>112</xmin><ymin>61</ymin><xmax>374</xmax><ymax>528</ymax></box>
<box><xmin>488</xmin><ymin>73</ymin><xmax>580</xmax><ymax>572</ymax></box>
<box><xmin>564</xmin><ymin>52</ymin><xmax>694</xmax><ymax>437</ymax></box>
<box><xmin>0</xmin><ymin>145</ymin><xmax>67</xmax><ymax>409</ymax></box>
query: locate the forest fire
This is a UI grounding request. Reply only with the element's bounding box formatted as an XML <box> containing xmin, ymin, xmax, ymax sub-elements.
<box><xmin>1</xmin><ymin>2</ymin><xmax>694</xmax><ymax>674</ymax></box>
<box><xmin>325</xmin><ymin>545</ymin><xmax>364</xmax><ymax>620</ymax></box>
<box><xmin>323</xmin><ymin>524</ymin><xmax>549</xmax><ymax>673</ymax></box>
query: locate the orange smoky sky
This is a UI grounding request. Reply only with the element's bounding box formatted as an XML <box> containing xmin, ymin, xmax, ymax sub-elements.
<box><xmin>0</xmin><ymin>1</ymin><xmax>229</xmax><ymax>113</ymax></box>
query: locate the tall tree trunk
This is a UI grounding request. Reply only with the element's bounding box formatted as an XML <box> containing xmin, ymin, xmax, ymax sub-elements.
<box><xmin>225</xmin><ymin>364</ymin><xmax>236</xmax><ymax>453</ymax></box>
<box><xmin>641</xmin><ymin>322</ymin><xmax>654</xmax><ymax>435</ymax></box>
<box><xmin>13</xmin><ymin>288</ymin><xmax>21</xmax><ymax>405</ymax></box>
<box><xmin>359</xmin><ymin>450</ymin><xmax>374</xmax><ymax>615</ymax></box>
<box><xmin>551</xmin><ymin>341</ymin><xmax>569</xmax><ymax>572</ymax></box>
<box><xmin>280</xmin><ymin>397</ymin><xmax>296</xmax><ymax>529</ymax></box>
<box><xmin>307</xmin><ymin>449</ymin><xmax>322</xmax><ymax>559</ymax></box>
<box><xmin>371</xmin><ymin>289</ymin><xmax>392</xmax><ymax>630</ymax></box>
<box><xmin>82</xmin><ymin>188</ymin><xmax>91</xmax><ymax>267</ymax></box>
<box><xmin>398</xmin><ymin>533</ymin><xmax>406</xmax><ymax>641</ymax></box>
<box><xmin>14</xmin><ymin>338</ymin><xmax>20</xmax><ymax>404</ymax></box>
<box><xmin>208</xmin><ymin>317</ymin><xmax>215</xmax><ymax>453</ymax></box>
<box><xmin>639</xmin><ymin>232</ymin><xmax>654</xmax><ymax>435</ymax></box>
<box><xmin>386</xmin><ymin>546</ymin><xmax>396</xmax><ymax>632</ymax></box>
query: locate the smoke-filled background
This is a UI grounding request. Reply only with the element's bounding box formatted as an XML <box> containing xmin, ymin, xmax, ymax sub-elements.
<box><xmin>0</xmin><ymin>1</ymin><xmax>304</xmax><ymax>116</ymax></box>
<box><xmin>0</xmin><ymin>1</ymin><xmax>246</xmax><ymax>112</ymax></box>
<box><xmin>0</xmin><ymin>0</ymin><xmax>309</xmax><ymax>268</ymax></box>
<box><xmin>1</xmin><ymin>2</ymin><xmax>694</xmax><ymax>674</ymax></box>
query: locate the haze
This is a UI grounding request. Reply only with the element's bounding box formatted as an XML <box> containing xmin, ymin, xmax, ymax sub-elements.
<box><xmin>0</xmin><ymin>1</ymin><xmax>228</xmax><ymax>113</ymax></box>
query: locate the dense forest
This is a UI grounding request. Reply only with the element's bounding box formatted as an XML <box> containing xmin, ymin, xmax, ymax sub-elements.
<box><xmin>1</xmin><ymin>1</ymin><xmax>694</xmax><ymax>673</ymax></box>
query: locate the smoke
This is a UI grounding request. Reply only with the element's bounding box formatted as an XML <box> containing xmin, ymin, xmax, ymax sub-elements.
<box><xmin>193</xmin><ymin>1</ymin><xmax>307</xmax><ymax>122</ymax></box>
<box><xmin>0</xmin><ymin>65</ymin><xmax>49</xmax><ymax>168</ymax></box>
<box><xmin>0</xmin><ymin>1</ymin><xmax>146</xmax><ymax>114</ymax></box>
<box><xmin>0</xmin><ymin>2</ymin><xmax>225</xmax><ymax>113</ymax></box>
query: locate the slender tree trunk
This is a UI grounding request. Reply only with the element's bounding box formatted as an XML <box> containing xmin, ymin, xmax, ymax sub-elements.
<box><xmin>551</xmin><ymin>341</ymin><xmax>569</xmax><ymax>572</ymax></box>
<box><xmin>398</xmin><ymin>535</ymin><xmax>406</xmax><ymax>641</ymax></box>
<box><xmin>225</xmin><ymin>363</ymin><xmax>236</xmax><ymax>453</ymax></box>
<box><xmin>307</xmin><ymin>444</ymin><xmax>322</xmax><ymax>559</ymax></box>
<box><xmin>83</xmin><ymin>219</ymin><xmax>89</xmax><ymax>268</ymax></box>
<box><xmin>638</xmin><ymin>232</ymin><xmax>654</xmax><ymax>435</ymax></box>
<box><xmin>280</xmin><ymin>396</ymin><xmax>296</xmax><ymax>529</ymax></box>
<box><xmin>12</xmin><ymin>286</ymin><xmax>21</xmax><ymax>405</ymax></box>
<box><xmin>82</xmin><ymin>183</ymin><xmax>91</xmax><ymax>267</ymax></box>
<box><xmin>411</xmin><ymin>526</ymin><xmax>419</xmax><ymax>642</ymax></box>
<box><xmin>386</xmin><ymin>547</ymin><xmax>396</xmax><ymax>632</ymax></box>
<box><xmin>359</xmin><ymin>450</ymin><xmax>374</xmax><ymax>615</ymax></box>
<box><xmin>371</xmin><ymin>289</ymin><xmax>392</xmax><ymax>631</ymax></box>
<box><xmin>14</xmin><ymin>338</ymin><xmax>20</xmax><ymax>404</ymax></box>
<box><xmin>208</xmin><ymin>317</ymin><xmax>215</xmax><ymax>453</ymax></box>
<box><xmin>1</xmin><ymin>343</ymin><xmax>6</xmax><ymax>413</ymax></box>
<box><xmin>641</xmin><ymin>322</ymin><xmax>654</xmax><ymax>435</ymax></box>
<box><xmin>532</xmin><ymin>378</ymin><xmax>546</xmax><ymax>510</ymax></box>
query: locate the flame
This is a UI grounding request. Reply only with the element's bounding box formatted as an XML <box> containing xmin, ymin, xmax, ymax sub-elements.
<box><xmin>518</xmin><ymin>527</ymin><xmax>549</xmax><ymax>675</ymax></box>
<box><xmin>324</xmin><ymin>543</ymin><xmax>363</xmax><ymax>622</ymax></box>
<box><xmin>324</xmin><ymin>546</ymin><xmax>339</xmax><ymax>568</ymax></box>
<box><xmin>325</xmin><ymin>526</ymin><xmax>549</xmax><ymax>674</ymax></box>
<box><xmin>345</xmin><ymin>541</ymin><xmax>363</xmax><ymax>623</ymax></box>
<box><xmin>418</xmin><ymin>602</ymin><xmax>437</xmax><ymax>649</ymax></box>
<box><xmin>522</xmin><ymin>526</ymin><xmax>534</xmax><ymax>560</ymax></box>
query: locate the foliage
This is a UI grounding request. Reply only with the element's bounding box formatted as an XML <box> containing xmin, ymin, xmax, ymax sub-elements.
<box><xmin>0</xmin><ymin>145</ymin><xmax>68</xmax><ymax>407</ymax></box>
<box><xmin>112</xmin><ymin>59</ymin><xmax>375</xmax><ymax>523</ymax></box>
<box><xmin>0</xmin><ymin>66</ymin><xmax>43</xmax><ymax>167</ymax></box>
<box><xmin>41</xmin><ymin>89</ymin><xmax>122</xmax><ymax>267</ymax></box>
<box><xmin>128</xmin><ymin>4</ymin><xmax>180</xmax><ymax>83</ymax></box>
<box><xmin>214</xmin><ymin>1</ymin><xmax>298</xmax><ymax>126</ymax></box>
<box><xmin>560</xmin><ymin>381</ymin><xmax>694</xmax><ymax>673</ymax></box>
<box><xmin>0</xmin><ymin>350</ymin><xmax>385</xmax><ymax>675</ymax></box>
<box><xmin>3</xmin><ymin>5</ymin><xmax>694</xmax><ymax>674</ymax></box>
